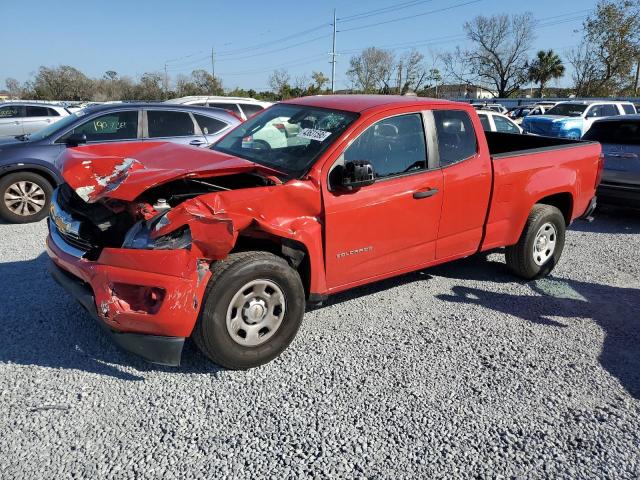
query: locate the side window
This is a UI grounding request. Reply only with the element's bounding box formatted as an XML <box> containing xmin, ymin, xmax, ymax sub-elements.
<box><xmin>587</xmin><ymin>105</ymin><xmax>607</xmax><ymax>118</ymax></box>
<box><xmin>47</xmin><ymin>108</ymin><xmax>60</xmax><ymax>117</ymax></box>
<box><xmin>343</xmin><ymin>113</ymin><xmax>427</xmax><ymax>179</ymax></box>
<box><xmin>60</xmin><ymin>110</ymin><xmax>138</xmax><ymax>142</ymax></box>
<box><xmin>193</xmin><ymin>114</ymin><xmax>228</xmax><ymax>135</ymax></box>
<box><xmin>0</xmin><ymin>105</ymin><xmax>22</xmax><ymax>118</ymax></box>
<box><xmin>478</xmin><ymin>114</ymin><xmax>491</xmax><ymax>131</ymax></box>
<box><xmin>493</xmin><ymin>115</ymin><xmax>520</xmax><ymax>134</ymax></box>
<box><xmin>603</xmin><ymin>104</ymin><xmax>620</xmax><ymax>116</ymax></box>
<box><xmin>147</xmin><ymin>110</ymin><xmax>196</xmax><ymax>137</ymax></box>
<box><xmin>239</xmin><ymin>103</ymin><xmax>264</xmax><ymax>118</ymax></box>
<box><xmin>622</xmin><ymin>104</ymin><xmax>636</xmax><ymax>115</ymax></box>
<box><xmin>26</xmin><ymin>106</ymin><xmax>50</xmax><ymax>117</ymax></box>
<box><xmin>433</xmin><ymin>110</ymin><xmax>477</xmax><ymax>167</ymax></box>
<box><xmin>209</xmin><ymin>102</ymin><xmax>242</xmax><ymax>117</ymax></box>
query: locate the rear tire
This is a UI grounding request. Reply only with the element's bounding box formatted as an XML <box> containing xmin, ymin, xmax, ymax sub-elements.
<box><xmin>193</xmin><ymin>251</ymin><xmax>305</xmax><ymax>369</ymax></box>
<box><xmin>0</xmin><ymin>172</ymin><xmax>53</xmax><ymax>223</ymax></box>
<box><xmin>505</xmin><ymin>204</ymin><xmax>566</xmax><ymax>280</ymax></box>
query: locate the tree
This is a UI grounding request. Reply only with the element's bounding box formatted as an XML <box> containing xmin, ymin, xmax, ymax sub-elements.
<box><xmin>311</xmin><ymin>71</ymin><xmax>329</xmax><ymax>91</ymax></box>
<box><xmin>528</xmin><ymin>50</ymin><xmax>565</xmax><ymax>97</ymax></box>
<box><xmin>134</xmin><ymin>72</ymin><xmax>164</xmax><ymax>100</ymax></box>
<box><xmin>31</xmin><ymin>65</ymin><xmax>93</xmax><ymax>100</ymax></box>
<box><xmin>397</xmin><ymin>50</ymin><xmax>429</xmax><ymax>94</ymax></box>
<box><xmin>572</xmin><ymin>0</ymin><xmax>640</xmax><ymax>95</ymax></box>
<box><xmin>5</xmin><ymin>78</ymin><xmax>22</xmax><ymax>99</ymax></box>
<box><xmin>269</xmin><ymin>69</ymin><xmax>292</xmax><ymax>99</ymax></box>
<box><xmin>347</xmin><ymin>47</ymin><xmax>395</xmax><ymax>93</ymax></box>
<box><xmin>443</xmin><ymin>13</ymin><xmax>535</xmax><ymax>97</ymax></box>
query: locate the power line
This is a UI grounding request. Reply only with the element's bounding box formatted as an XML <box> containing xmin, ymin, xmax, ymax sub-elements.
<box><xmin>338</xmin><ymin>0</ymin><xmax>437</xmax><ymax>23</ymax></box>
<box><xmin>338</xmin><ymin>0</ymin><xmax>483</xmax><ymax>33</ymax></box>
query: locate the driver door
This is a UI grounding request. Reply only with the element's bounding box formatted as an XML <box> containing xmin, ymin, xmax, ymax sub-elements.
<box><xmin>323</xmin><ymin>112</ymin><xmax>443</xmax><ymax>290</ymax></box>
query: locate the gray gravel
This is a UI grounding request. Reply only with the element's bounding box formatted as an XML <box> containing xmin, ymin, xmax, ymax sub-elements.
<box><xmin>0</xmin><ymin>205</ymin><xmax>639</xmax><ymax>479</ymax></box>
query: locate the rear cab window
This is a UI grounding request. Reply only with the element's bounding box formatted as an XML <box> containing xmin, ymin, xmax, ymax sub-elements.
<box><xmin>433</xmin><ymin>110</ymin><xmax>478</xmax><ymax>167</ymax></box>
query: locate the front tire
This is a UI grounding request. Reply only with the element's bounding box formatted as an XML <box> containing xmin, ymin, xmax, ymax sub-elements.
<box><xmin>193</xmin><ymin>251</ymin><xmax>305</xmax><ymax>369</ymax></box>
<box><xmin>0</xmin><ymin>172</ymin><xmax>53</xmax><ymax>223</ymax></box>
<box><xmin>505</xmin><ymin>204</ymin><xmax>566</xmax><ymax>279</ymax></box>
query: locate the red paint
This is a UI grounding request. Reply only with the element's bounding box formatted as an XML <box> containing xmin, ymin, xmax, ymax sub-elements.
<box><xmin>48</xmin><ymin>96</ymin><xmax>600</xmax><ymax>340</ymax></box>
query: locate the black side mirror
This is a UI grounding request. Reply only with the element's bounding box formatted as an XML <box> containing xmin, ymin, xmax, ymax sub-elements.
<box><xmin>331</xmin><ymin>160</ymin><xmax>376</xmax><ymax>191</ymax></box>
<box><xmin>65</xmin><ymin>133</ymin><xmax>87</xmax><ymax>147</ymax></box>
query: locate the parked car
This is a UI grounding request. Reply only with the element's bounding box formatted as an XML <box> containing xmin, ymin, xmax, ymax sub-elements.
<box><xmin>165</xmin><ymin>96</ymin><xmax>272</xmax><ymax>120</ymax></box>
<box><xmin>477</xmin><ymin>110</ymin><xmax>523</xmax><ymax>134</ymax></box>
<box><xmin>507</xmin><ymin>103</ymin><xmax>557</xmax><ymax>125</ymax></box>
<box><xmin>472</xmin><ymin>103</ymin><xmax>508</xmax><ymax>114</ymax></box>
<box><xmin>522</xmin><ymin>100</ymin><xmax>636</xmax><ymax>138</ymax></box>
<box><xmin>0</xmin><ymin>103</ymin><xmax>239</xmax><ymax>223</ymax></box>
<box><xmin>0</xmin><ymin>102</ymin><xmax>70</xmax><ymax>138</ymax></box>
<box><xmin>47</xmin><ymin>95</ymin><xmax>601</xmax><ymax>369</ymax></box>
<box><xmin>582</xmin><ymin>115</ymin><xmax>640</xmax><ymax>207</ymax></box>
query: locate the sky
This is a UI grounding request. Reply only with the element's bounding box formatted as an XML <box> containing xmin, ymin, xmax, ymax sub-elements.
<box><xmin>1</xmin><ymin>0</ymin><xmax>596</xmax><ymax>92</ymax></box>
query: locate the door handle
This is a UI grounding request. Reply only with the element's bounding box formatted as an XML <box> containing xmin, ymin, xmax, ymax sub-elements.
<box><xmin>413</xmin><ymin>188</ymin><xmax>439</xmax><ymax>199</ymax></box>
<box><xmin>189</xmin><ymin>139</ymin><xmax>205</xmax><ymax>146</ymax></box>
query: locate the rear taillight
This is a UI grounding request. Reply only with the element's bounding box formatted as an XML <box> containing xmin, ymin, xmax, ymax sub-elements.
<box><xmin>273</xmin><ymin>123</ymin><xmax>287</xmax><ymax>137</ymax></box>
<box><xmin>242</xmin><ymin>135</ymin><xmax>253</xmax><ymax>142</ymax></box>
<box><xmin>595</xmin><ymin>152</ymin><xmax>605</xmax><ymax>188</ymax></box>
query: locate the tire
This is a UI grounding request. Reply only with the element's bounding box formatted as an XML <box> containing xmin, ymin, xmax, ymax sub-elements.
<box><xmin>193</xmin><ymin>251</ymin><xmax>305</xmax><ymax>369</ymax></box>
<box><xmin>505</xmin><ymin>204</ymin><xmax>566</xmax><ymax>280</ymax></box>
<box><xmin>0</xmin><ymin>172</ymin><xmax>53</xmax><ymax>224</ymax></box>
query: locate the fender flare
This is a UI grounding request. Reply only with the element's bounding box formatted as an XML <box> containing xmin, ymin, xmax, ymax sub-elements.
<box><xmin>0</xmin><ymin>161</ymin><xmax>62</xmax><ymax>186</ymax></box>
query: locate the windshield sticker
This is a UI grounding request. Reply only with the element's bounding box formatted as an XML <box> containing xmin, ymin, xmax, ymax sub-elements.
<box><xmin>298</xmin><ymin>128</ymin><xmax>332</xmax><ymax>142</ymax></box>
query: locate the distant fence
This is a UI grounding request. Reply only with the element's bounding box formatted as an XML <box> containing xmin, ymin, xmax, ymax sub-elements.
<box><xmin>448</xmin><ymin>97</ymin><xmax>640</xmax><ymax>109</ymax></box>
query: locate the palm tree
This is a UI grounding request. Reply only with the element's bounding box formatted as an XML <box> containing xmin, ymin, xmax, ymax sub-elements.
<box><xmin>528</xmin><ymin>50</ymin><xmax>565</xmax><ymax>98</ymax></box>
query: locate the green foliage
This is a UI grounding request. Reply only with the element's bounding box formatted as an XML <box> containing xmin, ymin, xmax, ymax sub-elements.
<box><xmin>528</xmin><ymin>50</ymin><xmax>565</xmax><ymax>98</ymax></box>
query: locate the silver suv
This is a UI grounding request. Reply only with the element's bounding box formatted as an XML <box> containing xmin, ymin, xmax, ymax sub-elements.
<box><xmin>0</xmin><ymin>102</ymin><xmax>70</xmax><ymax>137</ymax></box>
<box><xmin>165</xmin><ymin>96</ymin><xmax>272</xmax><ymax>120</ymax></box>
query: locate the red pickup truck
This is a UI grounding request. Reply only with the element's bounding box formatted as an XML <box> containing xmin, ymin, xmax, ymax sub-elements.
<box><xmin>46</xmin><ymin>96</ymin><xmax>602</xmax><ymax>369</ymax></box>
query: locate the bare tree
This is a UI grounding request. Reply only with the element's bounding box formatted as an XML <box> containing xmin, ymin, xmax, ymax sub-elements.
<box><xmin>443</xmin><ymin>13</ymin><xmax>535</xmax><ymax>97</ymax></box>
<box><xmin>269</xmin><ymin>69</ymin><xmax>291</xmax><ymax>99</ymax></box>
<box><xmin>567</xmin><ymin>43</ymin><xmax>600</xmax><ymax>96</ymax></box>
<box><xmin>5</xmin><ymin>78</ymin><xmax>22</xmax><ymax>99</ymax></box>
<box><xmin>397</xmin><ymin>50</ymin><xmax>429</xmax><ymax>94</ymax></box>
<box><xmin>347</xmin><ymin>47</ymin><xmax>395</xmax><ymax>93</ymax></box>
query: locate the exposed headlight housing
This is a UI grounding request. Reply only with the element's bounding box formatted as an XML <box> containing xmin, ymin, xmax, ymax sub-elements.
<box><xmin>122</xmin><ymin>213</ymin><xmax>192</xmax><ymax>250</ymax></box>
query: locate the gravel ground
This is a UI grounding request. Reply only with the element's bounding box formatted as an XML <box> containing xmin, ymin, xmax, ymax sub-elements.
<box><xmin>0</xmin><ymin>205</ymin><xmax>638</xmax><ymax>479</ymax></box>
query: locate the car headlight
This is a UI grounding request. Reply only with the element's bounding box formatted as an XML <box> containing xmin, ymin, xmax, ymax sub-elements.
<box><xmin>122</xmin><ymin>213</ymin><xmax>192</xmax><ymax>250</ymax></box>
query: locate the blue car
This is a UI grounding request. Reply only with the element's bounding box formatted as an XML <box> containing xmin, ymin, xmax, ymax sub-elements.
<box><xmin>522</xmin><ymin>101</ymin><xmax>635</xmax><ymax>139</ymax></box>
<box><xmin>0</xmin><ymin>103</ymin><xmax>240</xmax><ymax>223</ymax></box>
<box><xmin>582</xmin><ymin>116</ymin><xmax>640</xmax><ymax>208</ymax></box>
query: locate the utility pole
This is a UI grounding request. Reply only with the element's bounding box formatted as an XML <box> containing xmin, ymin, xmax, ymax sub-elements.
<box><xmin>330</xmin><ymin>9</ymin><xmax>337</xmax><ymax>93</ymax></box>
<box><xmin>211</xmin><ymin>47</ymin><xmax>216</xmax><ymax>79</ymax></box>
<box><xmin>164</xmin><ymin>63</ymin><xmax>168</xmax><ymax>98</ymax></box>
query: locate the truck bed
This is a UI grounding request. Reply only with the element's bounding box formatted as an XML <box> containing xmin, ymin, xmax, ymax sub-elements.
<box><xmin>485</xmin><ymin>131</ymin><xmax>597</xmax><ymax>158</ymax></box>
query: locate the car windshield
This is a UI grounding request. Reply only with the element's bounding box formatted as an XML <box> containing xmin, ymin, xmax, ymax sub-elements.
<box><xmin>27</xmin><ymin>112</ymin><xmax>81</xmax><ymax>141</ymax></box>
<box><xmin>545</xmin><ymin>104</ymin><xmax>588</xmax><ymax>117</ymax></box>
<box><xmin>583</xmin><ymin>121</ymin><xmax>640</xmax><ymax>144</ymax></box>
<box><xmin>213</xmin><ymin>104</ymin><xmax>358</xmax><ymax>179</ymax></box>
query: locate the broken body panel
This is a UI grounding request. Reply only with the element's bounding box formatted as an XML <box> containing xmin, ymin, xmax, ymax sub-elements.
<box><xmin>46</xmin><ymin>96</ymin><xmax>601</xmax><ymax>366</ymax></box>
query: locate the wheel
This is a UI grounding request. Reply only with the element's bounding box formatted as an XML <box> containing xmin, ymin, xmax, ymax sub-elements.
<box><xmin>505</xmin><ymin>204</ymin><xmax>566</xmax><ymax>279</ymax></box>
<box><xmin>0</xmin><ymin>172</ymin><xmax>53</xmax><ymax>223</ymax></box>
<box><xmin>252</xmin><ymin>139</ymin><xmax>271</xmax><ymax>151</ymax></box>
<box><xmin>193</xmin><ymin>251</ymin><xmax>305</xmax><ymax>369</ymax></box>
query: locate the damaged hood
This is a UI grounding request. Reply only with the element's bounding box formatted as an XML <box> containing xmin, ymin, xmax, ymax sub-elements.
<box><xmin>60</xmin><ymin>141</ymin><xmax>282</xmax><ymax>203</ymax></box>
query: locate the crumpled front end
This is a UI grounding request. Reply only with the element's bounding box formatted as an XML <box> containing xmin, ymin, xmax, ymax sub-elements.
<box><xmin>46</xmin><ymin>144</ymin><xmax>323</xmax><ymax>364</ymax></box>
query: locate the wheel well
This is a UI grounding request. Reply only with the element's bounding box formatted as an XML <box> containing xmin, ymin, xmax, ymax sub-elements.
<box><xmin>230</xmin><ymin>234</ymin><xmax>311</xmax><ymax>298</ymax></box>
<box><xmin>536</xmin><ymin>192</ymin><xmax>573</xmax><ymax>224</ymax></box>
<box><xmin>0</xmin><ymin>167</ymin><xmax>58</xmax><ymax>189</ymax></box>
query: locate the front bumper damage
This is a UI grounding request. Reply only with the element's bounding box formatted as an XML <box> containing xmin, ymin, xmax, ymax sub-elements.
<box><xmin>46</xmin><ymin>221</ymin><xmax>212</xmax><ymax>366</ymax></box>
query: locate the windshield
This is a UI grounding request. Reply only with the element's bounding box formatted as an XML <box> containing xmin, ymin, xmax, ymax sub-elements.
<box><xmin>583</xmin><ymin>121</ymin><xmax>640</xmax><ymax>144</ymax></box>
<box><xmin>545</xmin><ymin>104</ymin><xmax>588</xmax><ymax>117</ymax></box>
<box><xmin>28</xmin><ymin>112</ymin><xmax>81</xmax><ymax>141</ymax></box>
<box><xmin>213</xmin><ymin>104</ymin><xmax>358</xmax><ymax>179</ymax></box>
